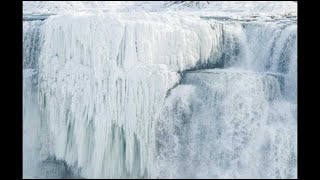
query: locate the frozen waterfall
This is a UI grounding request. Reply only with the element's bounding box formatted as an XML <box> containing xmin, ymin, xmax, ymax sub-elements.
<box><xmin>23</xmin><ymin>11</ymin><xmax>297</xmax><ymax>179</ymax></box>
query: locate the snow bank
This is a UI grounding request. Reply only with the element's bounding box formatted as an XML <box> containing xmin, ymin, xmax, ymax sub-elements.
<box><xmin>23</xmin><ymin>1</ymin><xmax>297</xmax><ymax>16</ymax></box>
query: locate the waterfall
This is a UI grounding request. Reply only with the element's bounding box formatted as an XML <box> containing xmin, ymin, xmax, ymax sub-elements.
<box><xmin>155</xmin><ymin>18</ymin><xmax>296</xmax><ymax>179</ymax></box>
<box><xmin>156</xmin><ymin>70</ymin><xmax>296</xmax><ymax>178</ymax></box>
<box><xmin>23</xmin><ymin>20</ymin><xmax>42</xmax><ymax>178</ymax></box>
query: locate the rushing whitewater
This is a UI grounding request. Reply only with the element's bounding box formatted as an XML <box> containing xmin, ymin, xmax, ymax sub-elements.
<box><xmin>23</xmin><ymin>2</ymin><xmax>297</xmax><ymax>179</ymax></box>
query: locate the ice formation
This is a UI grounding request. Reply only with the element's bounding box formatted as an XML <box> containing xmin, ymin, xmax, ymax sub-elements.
<box><xmin>23</xmin><ymin>1</ymin><xmax>297</xmax><ymax>179</ymax></box>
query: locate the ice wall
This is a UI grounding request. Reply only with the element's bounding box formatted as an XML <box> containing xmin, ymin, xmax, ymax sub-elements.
<box><xmin>37</xmin><ymin>13</ymin><xmax>221</xmax><ymax>178</ymax></box>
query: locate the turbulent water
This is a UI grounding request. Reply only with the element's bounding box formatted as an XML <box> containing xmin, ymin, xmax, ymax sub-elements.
<box><xmin>23</xmin><ymin>10</ymin><xmax>297</xmax><ymax>179</ymax></box>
